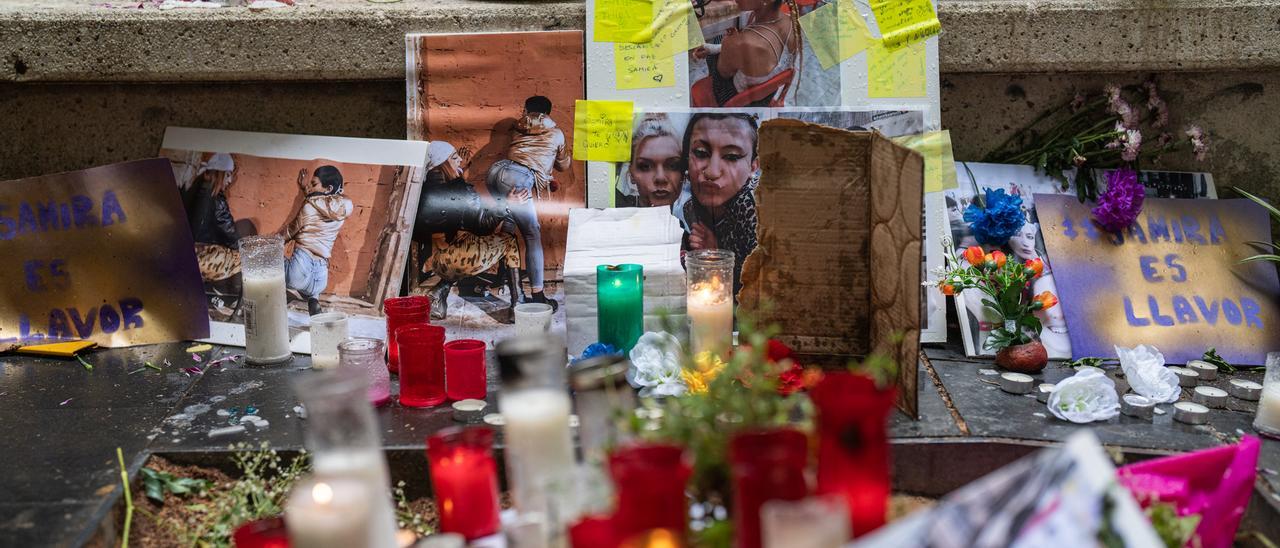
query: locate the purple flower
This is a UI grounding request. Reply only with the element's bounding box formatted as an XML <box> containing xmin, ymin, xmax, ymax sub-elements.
<box><xmin>1069</xmin><ymin>93</ymin><xmax>1086</xmax><ymax>113</ymax></box>
<box><xmin>1105</xmin><ymin>84</ymin><xmax>1140</xmax><ymax>129</ymax></box>
<box><xmin>1186</xmin><ymin>125</ymin><xmax>1210</xmax><ymax>161</ymax></box>
<box><xmin>1122</xmin><ymin>127</ymin><xmax>1143</xmax><ymax>162</ymax></box>
<box><xmin>1144</xmin><ymin>81</ymin><xmax>1169</xmax><ymax>129</ymax></box>
<box><xmin>1092</xmin><ymin>168</ymin><xmax>1146</xmax><ymax>232</ymax></box>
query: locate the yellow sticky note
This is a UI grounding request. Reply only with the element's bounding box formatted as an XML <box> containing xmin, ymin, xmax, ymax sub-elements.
<box><xmin>573</xmin><ymin>100</ymin><xmax>634</xmax><ymax>163</ymax></box>
<box><xmin>17</xmin><ymin>340</ymin><xmax>96</xmax><ymax>357</ymax></box>
<box><xmin>868</xmin><ymin>40</ymin><xmax>926</xmax><ymax>98</ymax></box>
<box><xmin>595</xmin><ymin>0</ymin><xmax>654</xmax><ymax>43</ymax></box>
<box><xmin>798</xmin><ymin>0</ymin><xmax>873</xmax><ymax>70</ymax></box>
<box><xmin>647</xmin><ymin>0</ymin><xmax>703</xmax><ymax>58</ymax></box>
<box><xmin>870</xmin><ymin>0</ymin><xmax>940</xmax><ymax>49</ymax></box>
<box><xmin>892</xmin><ymin>130</ymin><xmax>957</xmax><ymax>193</ymax></box>
<box><xmin>616</xmin><ymin>42</ymin><xmax>676</xmax><ymax>90</ymax></box>
<box><xmin>608</xmin><ymin>166</ymin><xmax>618</xmax><ymax>207</ymax></box>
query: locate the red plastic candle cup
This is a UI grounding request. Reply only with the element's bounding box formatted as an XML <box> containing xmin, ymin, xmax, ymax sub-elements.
<box><xmin>426</xmin><ymin>426</ymin><xmax>501</xmax><ymax>540</ymax></box>
<box><xmin>397</xmin><ymin>324</ymin><xmax>447</xmax><ymax>408</ymax></box>
<box><xmin>231</xmin><ymin>517</ymin><xmax>290</xmax><ymax>548</ymax></box>
<box><xmin>608</xmin><ymin>442</ymin><xmax>691</xmax><ymax>540</ymax></box>
<box><xmin>810</xmin><ymin>372</ymin><xmax>896</xmax><ymax>537</ymax></box>
<box><xmin>729</xmin><ymin>428</ymin><xmax>810</xmax><ymax>548</ymax></box>
<box><xmin>569</xmin><ymin>514</ymin><xmax>617</xmax><ymax>548</ymax></box>
<box><xmin>383</xmin><ymin>295</ymin><xmax>430</xmax><ymax>374</ymax></box>
<box><xmin>444</xmin><ymin>339</ymin><xmax>488</xmax><ymax>401</ymax></box>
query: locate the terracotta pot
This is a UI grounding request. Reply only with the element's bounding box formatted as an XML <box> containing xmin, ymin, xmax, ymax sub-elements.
<box><xmin>995</xmin><ymin>341</ymin><xmax>1049</xmax><ymax>373</ymax></box>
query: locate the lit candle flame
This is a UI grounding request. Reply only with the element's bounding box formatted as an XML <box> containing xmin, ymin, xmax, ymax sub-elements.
<box><xmin>312</xmin><ymin>482</ymin><xmax>333</xmax><ymax>505</ymax></box>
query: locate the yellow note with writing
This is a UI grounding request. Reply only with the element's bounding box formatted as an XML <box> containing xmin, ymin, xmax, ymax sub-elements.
<box><xmin>870</xmin><ymin>0</ymin><xmax>940</xmax><ymax>49</ymax></box>
<box><xmin>573</xmin><ymin>100</ymin><xmax>634</xmax><ymax>163</ymax></box>
<box><xmin>868</xmin><ymin>39</ymin><xmax>926</xmax><ymax>98</ymax></box>
<box><xmin>798</xmin><ymin>0</ymin><xmax>873</xmax><ymax>70</ymax></box>
<box><xmin>616</xmin><ymin>42</ymin><xmax>676</xmax><ymax>90</ymax></box>
<box><xmin>595</xmin><ymin>0</ymin><xmax>654</xmax><ymax>43</ymax></box>
<box><xmin>892</xmin><ymin>130</ymin><xmax>956</xmax><ymax>193</ymax></box>
<box><xmin>647</xmin><ymin>0</ymin><xmax>703</xmax><ymax>58</ymax></box>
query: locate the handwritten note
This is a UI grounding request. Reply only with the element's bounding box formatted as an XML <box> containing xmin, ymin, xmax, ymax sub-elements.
<box><xmin>573</xmin><ymin>100</ymin><xmax>634</xmax><ymax>162</ymax></box>
<box><xmin>647</xmin><ymin>0</ymin><xmax>703</xmax><ymax>57</ymax></box>
<box><xmin>594</xmin><ymin>0</ymin><xmax>654</xmax><ymax>42</ymax></box>
<box><xmin>798</xmin><ymin>0</ymin><xmax>873</xmax><ymax>70</ymax></box>
<box><xmin>891</xmin><ymin>130</ymin><xmax>956</xmax><ymax>193</ymax></box>
<box><xmin>0</xmin><ymin>159</ymin><xmax>209</xmax><ymax>347</ymax></box>
<box><xmin>615</xmin><ymin>42</ymin><xmax>676</xmax><ymax>90</ymax></box>
<box><xmin>870</xmin><ymin>0</ymin><xmax>941</xmax><ymax>49</ymax></box>
<box><xmin>868</xmin><ymin>39</ymin><xmax>926</xmax><ymax>98</ymax></box>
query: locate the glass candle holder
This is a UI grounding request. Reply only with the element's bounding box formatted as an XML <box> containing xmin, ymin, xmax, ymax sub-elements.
<box><xmin>686</xmin><ymin>250</ymin><xmax>734</xmax><ymax>357</ymax></box>
<box><xmin>496</xmin><ymin>333</ymin><xmax>576</xmax><ymax>516</ymax></box>
<box><xmin>292</xmin><ymin>368</ymin><xmax>399</xmax><ymax>547</ymax></box>
<box><xmin>608</xmin><ymin>442</ymin><xmax>692</xmax><ymax>540</ymax></box>
<box><xmin>427</xmin><ymin>427</ymin><xmax>502</xmax><ymax>540</ymax></box>
<box><xmin>239</xmin><ymin>235</ymin><xmax>292</xmax><ymax>365</ymax></box>
<box><xmin>570</xmin><ymin>355</ymin><xmax>634</xmax><ymax>464</ymax></box>
<box><xmin>444</xmin><ymin>339</ymin><xmax>488</xmax><ymax>401</ymax></box>
<box><xmin>761</xmin><ymin>495</ymin><xmax>850</xmax><ymax>548</ymax></box>
<box><xmin>1254</xmin><ymin>352</ymin><xmax>1280</xmax><ymax>438</ymax></box>
<box><xmin>810</xmin><ymin>372</ymin><xmax>896</xmax><ymax>537</ymax></box>
<box><xmin>232</xmin><ymin>517</ymin><xmax>289</xmax><ymax>548</ymax></box>
<box><xmin>284</xmin><ymin>474</ymin><xmax>374</xmax><ymax>548</ymax></box>
<box><xmin>384</xmin><ymin>295</ymin><xmax>431</xmax><ymax>374</ymax></box>
<box><xmin>729</xmin><ymin>428</ymin><xmax>810</xmax><ymax>548</ymax></box>
<box><xmin>309</xmin><ymin>312</ymin><xmax>348</xmax><ymax>370</ymax></box>
<box><xmin>515</xmin><ymin>302</ymin><xmax>555</xmax><ymax>338</ymax></box>
<box><xmin>338</xmin><ymin>338</ymin><xmax>391</xmax><ymax>407</ymax></box>
<box><xmin>597</xmin><ymin>264</ymin><xmax>644</xmax><ymax>352</ymax></box>
<box><xmin>397</xmin><ymin>325</ymin><xmax>447</xmax><ymax>408</ymax></box>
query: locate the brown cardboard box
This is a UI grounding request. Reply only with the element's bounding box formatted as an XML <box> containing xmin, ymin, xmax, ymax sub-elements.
<box><xmin>739</xmin><ymin>119</ymin><xmax>924</xmax><ymax>417</ymax></box>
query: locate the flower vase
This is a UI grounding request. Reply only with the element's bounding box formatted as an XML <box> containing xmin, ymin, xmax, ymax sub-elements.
<box><xmin>809</xmin><ymin>372</ymin><xmax>896</xmax><ymax>538</ymax></box>
<box><xmin>995</xmin><ymin>341</ymin><xmax>1049</xmax><ymax>373</ymax></box>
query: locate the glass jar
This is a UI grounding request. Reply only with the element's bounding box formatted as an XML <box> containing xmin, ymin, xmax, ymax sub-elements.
<box><xmin>383</xmin><ymin>295</ymin><xmax>431</xmax><ymax>374</ymax></box>
<box><xmin>597</xmin><ymin>264</ymin><xmax>644</xmax><ymax>352</ymax></box>
<box><xmin>810</xmin><ymin>371</ymin><xmax>896</xmax><ymax>537</ymax></box>
<box><xmin>1254</xmin><ymin>352</ymin><xmax>1280</xmax><ymax>438</ymax></box>
<box><xmin>308</xmin><ymin>312</ymin><xmax>348</xmax><ymax>370</ymax></box>
<box><xmin>339</xmin><ymin>338</ymin><xmax>391</xmax><ymax>407</ymax></box>
<box><xmin>608</xmin><ymin>442</ymin><xmax>691</xmax><ymax>541</ymax></box>
<box><xmin>496</xmin><ymin>333</ymin><xmax>575</xmax><ymax>517</ymax></box>
<box><xmin>569</xmin><ymin>354</ymin><xmax>634</xmax><ymax>464</ymax></box>
<box><xmin>427</xmin><ymin>427</ymin><xmax>501</xmax><ymax>540</ymax></box>
<box><xmin>397</xmin><ymin>325</ymin><xmax>447</xmax><ymax>408</ymax></box>
<box><xmin>239</xmin><ymin>235</ymin><xmax>292</xmax><ymax>365</ymax></box>
<box><xmin>729</xmin><ymin>428</ymin><xmax>809</xmax><ymax>548</ymax></box>
<box><xmin>686</xmin><ymin>250</ymin><xmax>734</xmax><ymax>357</ymax></box>
<box><xmin>444</xmin><ymin>339</ymin><xmax>488</xmax><ymax>401</ymax></box>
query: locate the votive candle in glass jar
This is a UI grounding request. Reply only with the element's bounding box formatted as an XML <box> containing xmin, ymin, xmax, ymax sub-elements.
<box><xmin>597</xmin><ymin>264</ymin><xmax>644</xmax><ymax>352</ymax></box>
<box><xmin>284</xmin><ymin>475</ymin><xmax>374</xmax><ymax>548</ymax></box>
<box><xmin>729</xmin><ymin>428</ymin><xmax>810</xmax><ymax>548</ymax></box>
<box><xmin>338</xmin><ymin>338</ymin><xmax>391</xmax><ymax>407</ymax></box>
<box><xmin>427</xmin><ymin>427</ymin><xmax>502</xmax><ymax>540</ymax></box>
<box><xmin>384</xmin><ymin>295</ymin><xmax>431</xmax><ymax>374</ymax></box>
<box><xmin>496</xmin><ymin>333</ymin><xmax>576</xmax><ymax>516</ymax></box>
<box><xmin>240</xmin><ymin>235</ymin><xmax>292</xmax><ymax>365</ymax></box>
<box><xmin>608</xmin><ymin>442</ymin><xmax>691</xmax><ymax>540</ymax></box>
<box><xmin>570</xmin><ymin>354</ymin><xmax>634</xmax><ymax>464</ymax></box>
<box><xmin>1253</xmin><ymin>352</ymin><xmax>1280</xmax><ymax>438</ymax></box>
<box><xmin>444</xmin><ymin>339</ymin><xmax>488</xmax><ymax>401</ymax></box>
<box><xmin>686</xmin><ymin>250</ymin><xmax>734</xmax><ymax>357</ymax></box>
<box><xmin>810</xmin><ymin>372</ymin><xmax>896</xmax><ymax>537</ymax></box>
<box><xmin>397</xmin><ymin>324</ymin><xmax>447</xmax><ymax>408</ymax></box>
<box><xmin>309</xmin><ymin>312</ymin><xmax>348</xmax><ymax>370</ymax></box>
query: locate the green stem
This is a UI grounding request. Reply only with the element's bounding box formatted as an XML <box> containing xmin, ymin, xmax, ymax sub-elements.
<box><xmin>117</xmin><ymin>448</ymin><xmax>133</xmax><ymax>548</ymax></box>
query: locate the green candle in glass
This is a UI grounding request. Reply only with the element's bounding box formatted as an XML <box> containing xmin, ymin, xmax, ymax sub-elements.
<box><xmin>597</xmin><ymin>264</ymin><xmax>644</xmax><ymax>352</ymax></box>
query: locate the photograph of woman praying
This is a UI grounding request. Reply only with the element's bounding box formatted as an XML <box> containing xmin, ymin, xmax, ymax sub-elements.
<box><xmin>614</xmin><ymin>113</ymin><xmax>694</xmax><ymax>228</ymax></box>
<box><xmin>681</xmin><ymin>112</ymin><xmax>761</xmax><ymax>298</ymax></box>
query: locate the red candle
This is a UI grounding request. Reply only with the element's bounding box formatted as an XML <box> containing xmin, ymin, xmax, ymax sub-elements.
<box><xmin>383</xmin><ymin>295</ymin><xmax>430</xmax><ymax>374</ymax></box>
<box><xmin>444</xmin><ymin>339</ymin><xmax>488</xmax><ymax>400</ymax></box>
<box><xmin>728</xmin><ymin>428</ymin><xmax>809</xmax><ymax>548</ymax></box>
<box><xmin>809</xmin><ymin>372</ymin><xmax>896</xmax><ymax>537</ymax></box>
<box><xmin>608</xmin><ymin>443</ymin><xmax>691</xmax><ymax>540</ymax></box>
<box><xmin>426</xmin><ymin>427</ymin><xmax>501</xmax><ymax>540</ymax></box>
<box><xmin>397</xmin><ymin>324</ymin><xmax>447</xmax><ymax>408</ymax></box>
<box><xmin>232</xmin><ymin>517</ymin><xmax>290</xmax><ymax>548</ymax></box>
<box><xmin>569</xmin><ymin>514</ymin><xmax>617</xmax><ymax>548</ymax></box>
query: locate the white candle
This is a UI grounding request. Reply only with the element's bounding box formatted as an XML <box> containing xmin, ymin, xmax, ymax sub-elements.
<box><xmin>688</xmin><ymin>282</ymin><xmax>733</xmax><ymax>356</ymax></box>
<box><xmin>1169</xmin><ymin>366</ymin><xmax>1200</xmax><ymax>387</ymax></box>
<box><xmin>761</xmin><ymin>496</ymin><xmax>849</xmax><ymax>548</ymax></box>
<box><xmin>998</xmin><ymin>372</ymin><xmax>1034</xmax><ymax>394</ymax></box>
<box><xmin>1229</xmin><ymin>379</ymin><xmax>1263</xmax><ymax>401</ymax></box>
<box><xmin>1187</xmin><ymin>360</ymin><xmax>1218</xmax><ymax>381</ymax></box>
<box><xmin>514</xmin><ymin>303</ymin><xmax>554</xmax><ymax>338</ymax></box>
<box><xmin>312</xmin><ymin>449</ymin><xmax>399</xmax><ymax>548</ymax></box>
<box><xmin>285</xmin><ymin>476</ymin><xmax>373</xmax><ymax>548</ymax></box>
<box><xmin>242</xmin><ymin>269</ymin><xmax>291</xmax><ymax>364</ymax></box>
<box><xmin>1173</xmin><ymin>401</ymin><xmax>1210</xmax><ymax>425</ymax></box>
<box><xmin>499</xmin><ymin>387</ymin><xmax>575</xmax><ymax>513</ymax></box>
<box><xmin>1192</xmin><ymin>386</ymin><xmax>1228</xmax><ymax>409</ymax></box>
<box><xmin>1254</xmin><ymin>385</ymin><xmax>1280</xmax><ymax>437</ymax></box>
<box><xmin>309</xmin><ymin>312</ymin><xmax>348</xmax><ymax>370</ymax></box>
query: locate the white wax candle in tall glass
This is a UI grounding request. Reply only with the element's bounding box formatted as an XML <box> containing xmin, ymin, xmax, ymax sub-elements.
<box><xmin>514</xmin><ymin>303</ymin><xmax>554</xmax><ymax>338</ymax></box>
<box><xmin>1253</xmin><ymin>352</ymin><xmax>1280</xmax><ymax>438</ymax></box>
<box><xmin>284</xmin><ymin>475</ymin><xmax>373</xmax><ymax>548</ymax></box>
<box><xmin>293</xmin><ymin>368</ymin><xmax>399</xmax><ymax>548</ymax></box>
<box><xmin>240</xmin><ymin>235</ymin><xmax>292</xmax><ymax>364</ymax></box>
<box><xmin>496</xmin><ymin>334</ymin><xmax>575</xmax><ymax>516</ymax></box>
<box><xmin>309</xmin><ymin>312</ymin><xmax>348</xmax><ymax>370</ymax></box>
<box><xmin>687</xmin><ymin>249</ymin><xmax>734</xmax><ymax>356</ymax></box>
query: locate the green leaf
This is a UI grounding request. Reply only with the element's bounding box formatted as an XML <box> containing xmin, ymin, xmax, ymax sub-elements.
<box><xmin>1240</xmin><ymin>254</ymin><xmax>1280</xmax><ymax>264</ymax></box>
<box><xmin>1234</xmin><ymin>187</ymin><xmax>1280</xmax><ymax>221</ymax></box>
<box><xmin>144</xmin><ymin>481</ymin><xmax>165</xmax><ymax>503</ymax></box>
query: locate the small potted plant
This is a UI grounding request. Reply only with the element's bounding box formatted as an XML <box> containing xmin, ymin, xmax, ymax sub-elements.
<box><xmin>933</xmin><ymin>242</ymin><xmax>1060</xmax><ymax>372</ymax></box>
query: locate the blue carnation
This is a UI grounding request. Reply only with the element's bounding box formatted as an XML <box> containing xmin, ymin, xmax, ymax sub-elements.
<box><xmin>571</xmin><ymin>342</ymin><xmax>621</xmax><ymax>365</ymax></box>
<box><xmin>963</xmin><ymin>188</ymin><xmax>1025</xmax><ymax>246</ymax></box>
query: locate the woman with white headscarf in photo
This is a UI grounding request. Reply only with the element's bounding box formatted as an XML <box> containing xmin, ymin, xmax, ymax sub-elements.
<box><xmin>614</xmin><ymin>113</ymin><xmax>693</xmax><ymax>229</ymax></box>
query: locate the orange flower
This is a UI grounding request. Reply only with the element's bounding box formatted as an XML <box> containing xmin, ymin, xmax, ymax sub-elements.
<box><xmin>962</xmin><ymin>246</ymin><xmax>986</xmax><ymax>267</ymax></box>
<box><xmin>986</xmin><ymin>250</ymin><xmax>1007</xmax><ymax>268</ymax></box>
<box><xmin>1025</xmin><ymin>258</ymin><xmax>1044</xmax><ymax>278</ymax></box>
<box><xmin>1033</xmin><ymin>291</ymin><xmax>1059</xmax><ymax>310</ymax></box>
<box><xmin>941</xmin><ymin>284</ymin><xmax>956</xmax><ymax>296</ymax></box>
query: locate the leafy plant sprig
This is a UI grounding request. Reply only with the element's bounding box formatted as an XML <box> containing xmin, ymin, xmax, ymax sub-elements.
<box><xmin>1201</xmin><ymin>347</ymin><xmax>1237</xmax><ymax>373</ymax></box>
<box><xmin>139</xmin><ymin>467</ymin><xmax>212</xmax><ymax>504</ymax></box>
<box><xmin>1062</xmin><ymin>357</ymin><xmax>1120</xmax><ymax>369</ymax></box>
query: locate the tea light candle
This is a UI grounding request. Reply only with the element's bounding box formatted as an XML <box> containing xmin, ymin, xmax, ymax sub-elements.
<box><xmin>452</xmin><ymin>399</ymin><xmax>487</xmax><ymax>424</ymax></box>
<box><xmin>1192</xmin><ymin>386</ymin><xmax>1228</xmax><ymax>409</ymax></box>
<box><xmin>597</xmin><ymin>264</ymin><xmax>644</xmax><ymax>352</ymax></box>
<box><xmin>1121</xmin><ymin>394</ymin><xmax>1155</xmax><ymax>420</ymax></box>
<box><xmin>1169</xmin><ymin>366</ymin><xmax>1200</xmax><ymax>387</ymax></box>
<box><xmin>1035</xmin><ymin>383</ymin><xmax>1056</xmax><ymax>403</ymax></box>
<box><xmin>1173</xmin><ymin>401</ymin><xmax>1210</xmax><ymax>425</ymax></box>
<box><xmin>285</xmin><ymin>476</ymin><xmax>373</xmax><ymax>548</ymax></box>
<box><xmin>1229</xmin><ymin>379</ymin><xmax>1263</xmax><ymax>401</ymax></box>
<box><xmin>1186</xmin><ymin>360</ymin><xmax>1218</xmax><ymax>381</ymax></box>
<box><xmin>999</xmin><ymin>372</ymin><xmax>1034</xmax><ymax>395</ymax></box>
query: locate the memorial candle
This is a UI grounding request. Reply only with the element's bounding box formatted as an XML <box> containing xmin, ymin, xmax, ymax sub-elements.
<box><xmin>427</xmin><ymin>427</ymin><xmax>501</xmax><ymax>540</ymax></box>
<box><xmin>496</xmin><ymin>334</ymin><xmax>576</xmax><ymax>516</ymax></box>
<box><xmin>240</xmin><ymin>235</ymin><xmax>292</xmax><ymax>365</ymax></box>
<box><xmin>1254</xmin><ymin>352</ymin><xmax>1280</xmax><ymax>438</ymax></box>
<box><xmin>686</xmin><ymin>250</ymin><xmax>734</xmax><ymax>356</ymax></box>
<box><xmin>309</xmin><ymin>312</ymin><xmax>348</xmax><ymax>370</ymax></box>
<box><xmin>597</xmin><ymin>264</ymin><xmax>644</xmax><ymax>352</ymax></box>
<box><xmin>284</xmin><ymin>476</ymin><xmax>373</xmax><ymax>548</ymax></box>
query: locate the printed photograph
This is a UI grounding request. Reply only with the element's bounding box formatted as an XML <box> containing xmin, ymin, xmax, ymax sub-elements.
<box><xmin>688</xmin><ymin>0</ymin><xmax>841</xmax><ymax>107</ymax></box>
<box><xmin>407</xmin><ymin>31</ymin><xmax>585</xmax><ymax>338</ymax></box>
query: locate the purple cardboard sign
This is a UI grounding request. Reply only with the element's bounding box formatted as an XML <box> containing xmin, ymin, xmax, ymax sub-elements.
<box><xmin>1035</xmin><ymin>194</ymin><xmax>1280</xmax><ymax>365</ymax></box>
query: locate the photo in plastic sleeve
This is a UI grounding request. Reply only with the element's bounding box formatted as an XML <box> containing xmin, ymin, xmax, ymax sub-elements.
<box><xmin>406</xmin><ymin>31</ymin><xmax>585</xmax><ymax>342</ymax></box>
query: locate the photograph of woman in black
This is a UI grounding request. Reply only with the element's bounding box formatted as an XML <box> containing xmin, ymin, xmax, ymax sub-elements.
<box><xmin>680</xmin><ymin>112</ymin><xmax>761</xmax><ymax>298</ymax></box>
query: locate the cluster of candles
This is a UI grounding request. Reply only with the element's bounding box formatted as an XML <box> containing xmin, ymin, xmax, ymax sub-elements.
<box><xmin>595</xmin><ymin>249</ymin><xmax>736</xmax><ymax>356</ymax></box>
